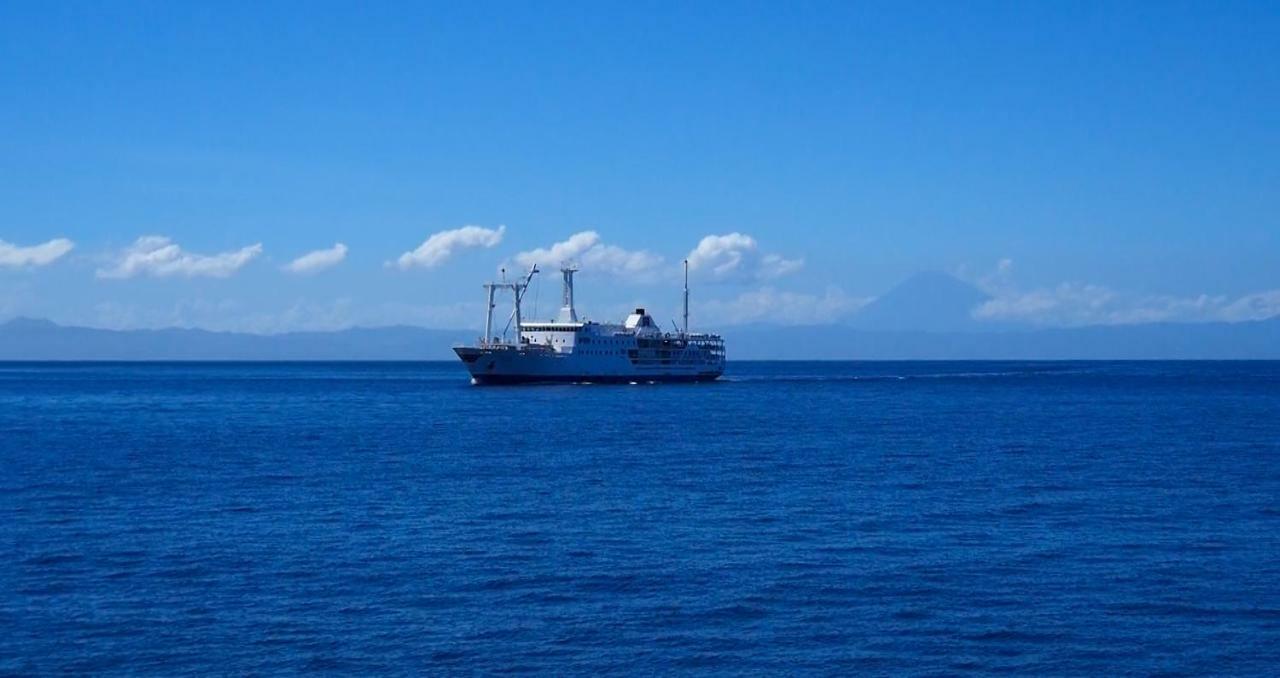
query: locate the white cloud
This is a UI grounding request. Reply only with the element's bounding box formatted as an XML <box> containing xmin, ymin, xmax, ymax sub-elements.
<box><xmin>0</xmin><ymin>238</ymin><xmax>75</xmax><ymax>268</ymax></box>
<box><xmin>687</xmin><ymin>233</ymin><xmax>803</xmax><ymax>281</ymax></box>
<box><xmin>975</xmin><ymin>257</ymin><xmax>1015</xmax><ymax>294</ymax></box>
<box><xmin>284</xmin><ymin>243</ymin><xmax>348</xmax><ymax>274</ymax></box>
<box><xmin>97</xmin><ymin>236</ymin><xmax>262</xmax><ymax>279</ymax></box>
<box><xmin>513</xmin><ymin>231</ymin><xmax>663</xmax><ymax>276</ymax></box>
<box><xmin>1220</xmin><ymin>290</ymin><xmax>1280</xmax><ymax>322</ymax></box>
<box><xmin>396</xmin><ymin>225</ymin><xmax>505</xmax><ymax>270</ymax></box>
<box><xmin>973</xmin><ymin>282</ymin><xmax>1118</xmax><ymax>325</ymax></box>
<box><xmin>968</xmin><ymin>258</ymin><xmax>1280</xmax><ymax>326</ymax></box>
<box><xmin>700</xmin><ymin>286</ymin><xmax>871</xmax><ymax>326</ymax></box>
<box><xmin>760</xmin><ymin>252</ymin><xmax>806</xmax><ymax>279</ymax></box>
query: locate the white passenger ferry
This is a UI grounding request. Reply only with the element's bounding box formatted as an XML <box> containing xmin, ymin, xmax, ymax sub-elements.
<box><xmin>454</xmin><ymin>262</ymin><xmax>725</xmax><ymax>384</ymax></box>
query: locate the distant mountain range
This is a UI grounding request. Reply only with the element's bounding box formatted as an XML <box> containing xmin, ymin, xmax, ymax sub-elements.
<box><xmin>0</xmin><ymin>317</ymin><xmax>474</xmax><ymax>361</ymax></box>
<box><xmin>722</xmin><ymin>320</ymin><xmax>1280</xmax><ymax>360</ymax></box>
<box><xmin>4</xmin><ymin>315</ymin><xmax>1278</xmax><ymax>361</ymax></box>
<box><xmin>3</xmin><ymin>272</ymin><xmax>1278</xmax><ymax>360</ymax></box>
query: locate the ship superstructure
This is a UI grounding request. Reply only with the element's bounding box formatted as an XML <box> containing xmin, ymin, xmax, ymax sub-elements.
<box><xmin>454</xmin><ymin>262</ymin><xmax>725</xmax><ymax>384</ymax></box>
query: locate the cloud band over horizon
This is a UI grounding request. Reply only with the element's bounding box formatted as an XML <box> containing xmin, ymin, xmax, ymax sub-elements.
<box><xmin>3</xmin><ymin>229</ymin><xmax>1277</xmax><ymax>332</ymax></box>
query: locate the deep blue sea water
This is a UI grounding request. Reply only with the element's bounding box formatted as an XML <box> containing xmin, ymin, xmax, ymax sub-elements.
<box><xmin>2</xmin><ymin>361</ymin><xmax>1279</xmax><ymax>675</ymax></box>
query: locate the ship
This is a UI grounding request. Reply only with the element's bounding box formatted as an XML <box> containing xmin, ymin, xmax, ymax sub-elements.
<box><xmin>454</xmin><ymin>261</ymin><xmax>725</xmax><ymax>384</ymax></box>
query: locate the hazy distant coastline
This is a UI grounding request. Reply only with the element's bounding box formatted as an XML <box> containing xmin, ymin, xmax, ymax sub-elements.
<box><xmin>4</xmin><ymin>315</ymin><xmax>1278</xmax><ymax>361</ymax></box>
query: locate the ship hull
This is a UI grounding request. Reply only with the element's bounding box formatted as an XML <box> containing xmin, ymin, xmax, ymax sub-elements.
<box><xmin>454</xmin><ymin>346</ymin><xmax>723</xmax><ymax>385</ymax></box>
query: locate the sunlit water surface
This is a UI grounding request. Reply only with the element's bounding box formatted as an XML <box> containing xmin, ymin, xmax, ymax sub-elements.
<box><xmin>3</xmin><ymin>361</ymin><xmax>1279</xmax><ymax>674</ymax></box>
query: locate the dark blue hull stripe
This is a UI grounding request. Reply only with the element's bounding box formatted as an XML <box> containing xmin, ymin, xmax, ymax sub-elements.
<box><xmin>469</xmin><ymin>373</ymin><xmax>722</xmax><ymax>385</ymax></box>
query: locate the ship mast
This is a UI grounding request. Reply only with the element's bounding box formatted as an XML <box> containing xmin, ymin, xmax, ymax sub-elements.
<box><xmin>482</xmin><ymin>283</ymin><xmax>497</xmax><ymax>346</ymax></box>
<box><xmin>481</xmin><ymin>265</ymin><xmax>538</xmax><ymax>347</ymax></box>
<box><xmin>557</xmin><ymin>263</ymin><xmax>579</xmax><ymax>323</ymax></box>
<box><xmin>512</xmin><ymin>265</ymin><xmax>538</xmax><ymax>344</ymax></box>
<box><xmin>682</xmin><ymin>259</ymin><xmax>689</xmax><ymax>337</ymax></box>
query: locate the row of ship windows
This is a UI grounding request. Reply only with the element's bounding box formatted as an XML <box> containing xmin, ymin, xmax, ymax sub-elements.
<box><xmin>531</xmin><ymin>336</ymin><xmax>628</xmax><ymax>345</ymax></box>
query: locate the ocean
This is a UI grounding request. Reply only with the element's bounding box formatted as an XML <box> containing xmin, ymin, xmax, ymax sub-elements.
<box><xmin>3</xmin><ymin>361</ymin><xmax>1278</xmax><ymax>674</ymax></box>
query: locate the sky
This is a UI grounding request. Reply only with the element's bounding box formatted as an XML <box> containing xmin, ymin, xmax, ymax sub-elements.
<box><xmin>1</xmin><ymin>1</ymin><xmax>1278</xmax><ymax>332</ymax></box>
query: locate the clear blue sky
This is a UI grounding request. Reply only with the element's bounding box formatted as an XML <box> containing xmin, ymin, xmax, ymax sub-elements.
<box><xmin>2</xmin><ymin>1</ymin><xmax>1277</xmax><ymax>331</ymax></box>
